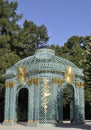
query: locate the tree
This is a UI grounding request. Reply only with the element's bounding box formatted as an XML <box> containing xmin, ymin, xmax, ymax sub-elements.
<box><xmin>18</xmin><ymin>20</ymin><xmax>49</xmax><ymax>57</ymax></box>
<box><xmin>80</xmin><ymin>36</ymin><xmax>91</xmax><ymax>119</ymax></box>
<box><xmin>0</xmin><ymin>0</ymin><xmax>22</xmax><ymax>48</ymax></box>
<box><xmin>82</xmin><ymin>37</ymin><xmax>91</xmax><ymax>88</ymax></box>
<box><xmin>50</xmin><ymin>36</ymin><xmax>86</xmax><ymax>67</ymax></box>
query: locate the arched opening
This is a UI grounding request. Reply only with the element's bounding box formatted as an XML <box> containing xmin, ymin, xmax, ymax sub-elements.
<box><xmin>17</xmin><ymin>88</ymin><xmax>28</xmax><ymax>122</ymax></box>
<box><xmin>63</xmin><ymin>84</ymin><xmax>75</xmax><ymax>123</ymax></box>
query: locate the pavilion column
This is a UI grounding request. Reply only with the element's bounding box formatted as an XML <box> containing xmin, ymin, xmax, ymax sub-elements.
<box><xmin>52</xmin><ymin>84</ymin><xmax>58</xmax><ymax>123</ymax></box>
<box><xmin>70</xmin><ymin>94</ymin><xmax>75</xmax><ymax>123</ymax></box>
<box><xmin>79</xmin><ymin>88</ymin><xmax>85</xmax><ymax>123</ymax></box>
<box><xmin>27</xmin><ymin>85</ymin><xmax>34</xmax><ymax>126</ymax></box>
<box><xmin>8</xmin><ymin>87</ymin><xmax>17</xmax><ymax>124</ymax></box>
<box><xmin>3</xmin><ymin>87</ymin><xmax>11</xmax><ymax>124</ymax></box>
<box><xmin>74</xmin><ymin>87</ymin><xmax>80</xmax><ymax>123</ymax></box>
<box><xmin>34</xmin><ymin>85</ymin><xmax>39</xmax><ymax>123</ymax></box>
<box><xmin>59</xmin><ymin>88</ymin><xmax>63</xmax><ymax>123</ymax></box>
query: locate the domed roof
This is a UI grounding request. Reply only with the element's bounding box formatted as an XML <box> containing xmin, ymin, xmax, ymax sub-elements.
<box><xmin>6</xmin><ymin>48</ymin><xmax>83</xmax><ymax>76</ymax></box>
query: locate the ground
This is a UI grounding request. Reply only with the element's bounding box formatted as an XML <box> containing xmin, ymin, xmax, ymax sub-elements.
<box><xmin>0</xmin><ymin>120</ymin><xmax>91</xmax><ymax>130</ymax></box>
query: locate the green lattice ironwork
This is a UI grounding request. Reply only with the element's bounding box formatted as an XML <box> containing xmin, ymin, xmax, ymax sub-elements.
<box><xmin>3</xmin><ymin>48</ymin><xmax>85</xmax><ymax>126</ymax></box>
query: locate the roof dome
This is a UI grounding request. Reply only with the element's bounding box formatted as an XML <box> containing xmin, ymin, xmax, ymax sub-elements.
<box><xmin>6</xmin><ymin>48</ymin><xmax>83</xmax><ymax>76</ymax></box>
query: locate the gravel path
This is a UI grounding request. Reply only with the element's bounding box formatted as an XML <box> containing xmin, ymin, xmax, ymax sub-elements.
<box><xmin>0</xmin><ymin>121</ymin><xmax>91</xmax><ymax>130</ymax></box>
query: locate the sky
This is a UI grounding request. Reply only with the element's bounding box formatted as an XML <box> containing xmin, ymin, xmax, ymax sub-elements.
<box><xmin>10</xmin><ymin>0</ymin><xmax>91</xmax><ymax>46</ymax></box>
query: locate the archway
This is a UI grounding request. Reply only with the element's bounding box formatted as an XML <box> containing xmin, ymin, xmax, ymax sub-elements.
<box><xmin>63</xmin><ymin>84</ymin><xmax>75</xmax><ymax>123</ymax></box>
<box><xmin>17</xmin><ymin>88</ymin><xmax>28</xmax><ymax>122</ymax></box>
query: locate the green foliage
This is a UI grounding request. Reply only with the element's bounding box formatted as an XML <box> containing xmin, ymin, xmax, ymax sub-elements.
<box><xmin>18</xmin><ymin>20</ymin><xmax>49</xmax><ymax>57</ymax></box>
<box><xmin>80</xmin><ymin>37</ymin><xmax>91</xmax><ymax>113</ymax></box>
<box><xmin>50</xmin><ymin>36</ymin><xmax>86</xmax><ymax>67</ymax></box>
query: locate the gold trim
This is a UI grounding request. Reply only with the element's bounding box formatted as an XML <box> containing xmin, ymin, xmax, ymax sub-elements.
<box><xmin>4</xmin><ymin>120</ymin><xmax>14</xmax><ymax>123</ymax></box>
<box><xmin>28</xmin><ymin>120</ymin><xmax>39</xmax><ymax>124</ymax></box>
<box><xmin>4</xmin><ymin>120</ymin><xmax>9</xmax><ymax>122</ymax></box>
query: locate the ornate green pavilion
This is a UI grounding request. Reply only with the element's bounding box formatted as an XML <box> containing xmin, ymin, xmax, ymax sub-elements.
<box><xmin>3</xmin><ymin>47</ymin><xmax>85</xmax><ymax>126</ymax></box>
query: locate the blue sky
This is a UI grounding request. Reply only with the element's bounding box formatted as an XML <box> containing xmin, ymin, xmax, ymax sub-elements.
<box><xmin>10</xmin><ymin>0</ymin><xmax>91</xmax><ymax>46</ymax></box>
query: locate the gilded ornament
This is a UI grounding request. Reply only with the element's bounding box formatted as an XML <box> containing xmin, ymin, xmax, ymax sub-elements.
<box><xmin>42</xmin><ymin>78</ymin><xmax>51</xmax><ymax>113</ymax></box>
<box><xmin>65</xmin><ymin>66</ymin><xmax>74</xmax><ymax>83</ymax></box>
<box><xmin>76</xmin><ymin>82</ymin><xmax>84</xmax><ymax>88</ymax></box>
<box><xmin>18</xmin><ymin>66</ymin><xmax>26</xmax><ymax>82</ymax></box>
<box><xmin>28</xmin><ymin>78</ymin><xmax>33</xmax><ymax>85</ymax></box>
<box><xmin>5</xmin><ymin>81</ymin><xmax>14</xmax><ymax>87</ymax></box>
<box><xmin>28</xmin><ymin>78</ymin><xmax>40</xmax><ymax>85</ymax></box>
<box><xmin>52</xmin><ymin>78</ymin><xmax>63</xmax><ymax>85</ymax></box>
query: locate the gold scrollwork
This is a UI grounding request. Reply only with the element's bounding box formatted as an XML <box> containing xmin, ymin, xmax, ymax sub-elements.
<box><xmin>5</xmin><ymin>81</ymin><xmax>14</xmax><ymax>87</ymax></box>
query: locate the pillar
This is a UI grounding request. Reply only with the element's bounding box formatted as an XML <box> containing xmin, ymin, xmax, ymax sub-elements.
<box><xmin>27</xmin><ymin>85</ymin><xmax>34</xmax><ymax>126</ymax></box>
<box><xmin>79</xmin><ymin>88</ymin><xmax>85</xmax><ymax>123</ymax></box>
<box><xmin>3</xmin><ymin>87</ymin><xmax>11</xmax><ymax>124</ymax></box>
<box><xmin>59</xmin><ymin>88</ymin><xmax>63</xmax><ymax>123</ymax></box>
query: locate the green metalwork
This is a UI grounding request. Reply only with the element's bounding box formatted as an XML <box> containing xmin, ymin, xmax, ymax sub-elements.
<box><xmin>3</xmin><ymin>48</ymin><xmax>85</xmax><ymax>126</ymax></box>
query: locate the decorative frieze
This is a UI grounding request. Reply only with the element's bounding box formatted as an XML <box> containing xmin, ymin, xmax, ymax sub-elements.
<box><xmin>29</xmin><ymin>69</ymin><xmax>63</xmax><ymax>75</ymax></box>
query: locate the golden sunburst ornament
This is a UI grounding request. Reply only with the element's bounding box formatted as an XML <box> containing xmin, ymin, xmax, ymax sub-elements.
<box><xmin>65</xmin><ymin>66</ymin><xmax>74</xmax><ymax>83</ymax></box>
